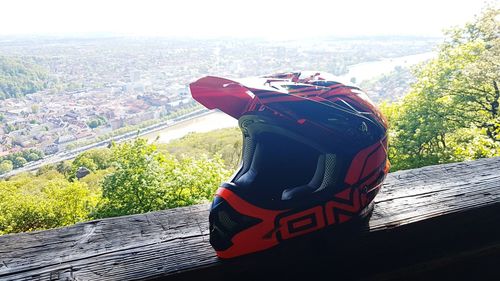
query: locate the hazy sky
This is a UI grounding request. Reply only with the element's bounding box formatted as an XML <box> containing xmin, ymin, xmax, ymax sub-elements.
<box><xmin>0</xmin><ymin>0</ymin><xmax>494</xmax><ymax>38</ymax></box>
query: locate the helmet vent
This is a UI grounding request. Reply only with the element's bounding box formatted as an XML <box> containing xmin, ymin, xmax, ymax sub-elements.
<box><xmin>235</xmin><ymin>136</ymin><xmax>256</xmax><ymax>181</ymax></box>
<box><xmin>316</xmin><ymin>154</ymin><xmax>337</xmax><ymax>192</ymax></box>
<box><xmin>218</xmin><ymin>211</ymin><xmax>238</xmax><ymax>230</ymax></box>
<box><xmin>242</xmin><ymin>137</ymin><xmax>255</xmax><ymax>165</ymax></box>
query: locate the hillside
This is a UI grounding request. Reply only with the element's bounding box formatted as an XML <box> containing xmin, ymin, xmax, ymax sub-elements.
<box><xmin>159</xmin><ymin>127</ymin><xmax>242</xmax><ymax>170</ymax></box>
<box><xmin>360</xmin><ymin>66</ymin><xmax>416</xmax><ymax>102</ymax></box>
<box><xmin>0</xmin><ymin>138</ymin><xmax>231</xmax><ymax>235</ymax></box>
<box><xmin>0</xmin><ymin>56</ymin><xmax>51</xmax><ymax>99</ymax></box>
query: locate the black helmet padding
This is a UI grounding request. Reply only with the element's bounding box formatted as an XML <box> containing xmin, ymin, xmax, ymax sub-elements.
<box><xmin>231</xmin><ymin>120</ymin><xmax>344</xmax><ymax>208</ymax></box>
<box><xmin>281</xmin><ymin>154</ymin><xmax>340</xmax><ymax>200</ymax></box>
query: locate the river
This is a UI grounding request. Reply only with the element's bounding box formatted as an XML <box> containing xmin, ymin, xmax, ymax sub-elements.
<box><xmin>337</xmin><ymin>52</ymin><xmax>436</xmax><ymax>83</ymax></box>
<box><xmin>148</xmin><ymin>51</ymin><xmax>436</xmax><ymax>144</ymax></box>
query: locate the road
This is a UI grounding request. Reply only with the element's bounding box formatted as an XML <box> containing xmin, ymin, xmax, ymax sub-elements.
<box><xmin>0</xmin><ymin>108</ymin><xmax>210</xmax><ymax>179</ymax></box>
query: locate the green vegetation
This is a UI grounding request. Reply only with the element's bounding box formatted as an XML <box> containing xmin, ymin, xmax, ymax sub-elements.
<box><xmin>97</xmin><ymin>139</ymin><xmax>230</xmax><ymax>217</ymax></box>
<box><xmin>68</xmin><ymin>148</ymin><xmax>113</xmax><ymax>179</ymax></box>
<box><xmin>0</xmin><ymin>171</ymin><xmax>100</xmax><ymax>234</ymax></box>
<box><xmin>383</xmin><ymin>6</ymin><xmax>499</xmax><ymax>170</ymax></box>
<box><xmin>0</xmin><ymin>161</ymin><xmax>14</xmax><ymax>174</ymax></box>
<box><xmin>360</xmin><ymin>66</ymin><xmax>415</xmax><ymax>102</ymax></box>
<box><xmin>0</xmin><ymin>149</ymin><xmax>44</xmax><ymax>174</ymax></box>
<box><xmin>87</xmin><ymin>116</ymin><xmax>107</xmax><ymax>129</ymax></box>
<box><xmin>0</xmin><ymin>138</ymin><xmax>230</xmax><ymax>235</ymax></box>
<box><xmin>0</xmin><ymin>56</ymin><xmax>51</xmax><ymax>99</ymax></box>
<box><xmin>160</xmin><ymin>127</ymin><xmax>242</xmax><ymax>170</ymax></box>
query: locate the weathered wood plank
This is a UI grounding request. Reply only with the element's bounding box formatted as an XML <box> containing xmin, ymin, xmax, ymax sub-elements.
<box><xmin>0</xmin><ymin>157</ymin><xmax>499</xmax><ymax>280</ymax></box>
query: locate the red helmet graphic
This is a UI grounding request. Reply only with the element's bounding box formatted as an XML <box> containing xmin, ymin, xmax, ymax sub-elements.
<box><xmin>189</xmin><ymin>71</ymin><xmax>389</xmax><ymax>259</ymax></box>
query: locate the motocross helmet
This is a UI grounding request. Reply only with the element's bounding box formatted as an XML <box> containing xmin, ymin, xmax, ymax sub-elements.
<box><xmin>189</xmin><ymin>71</ymin><xmax>389</xmax><ymax>259</ymax></box>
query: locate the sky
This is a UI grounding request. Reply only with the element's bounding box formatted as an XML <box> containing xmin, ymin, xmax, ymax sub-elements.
<box><xmin>0</xmin><ymin>0</ymin><xmax>495</xmax><ymax>39</ymax></box>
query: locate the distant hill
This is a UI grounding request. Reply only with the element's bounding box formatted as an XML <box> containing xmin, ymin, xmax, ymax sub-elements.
<box><xmin>159</xmin><ymin>127</ymin><xmax>242</xmax><ymax>171</ymax></box>
<box><xmin>360</xmin><ymin>66</ymin><xmax>416</xmax><ymax>102</ymax></box>
<box><xmin>0</xmin><ymin>57</ymin><xmax>51</xmax><ymax>99</ymax></box>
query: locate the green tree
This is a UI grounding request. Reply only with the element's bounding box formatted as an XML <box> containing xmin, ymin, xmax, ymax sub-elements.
<box><xmin>69</xmin><ymin>148</ymin><xmax>113</xmax><ymax>179</ymax></box>
<box><xmin>0</xmin><ymin>172</ymin><xmax>99</xmax><ymax>235</ymax></box>
<box><xmin>87</xmin><ymin>116</ymin><xmax>107</xmax><ymax>129</ymax></box>
<box><xmin>79</xmin><ymin>168</ymin><xmax>113</xmax><ymax>191</ymax></box>
<box><xmin>36</xmin><ymin>164</ymin><xmax>57</xmax><ymax>175</ymax></box>
<box><xmin>25</xmin><ymin>152</ymin><xmax>41</xmax><ymax>162</ymax></box>
<box><xmin>161</xmin><ymin>127</ymin><xmax>242</xmax><ymax>170</ymax></box>
<box><xmin>385</xmin><ymin>6</ymin><xmax>500</xmax><ymax>171</ymax></box>
<box><xmin>438</xmin><ymin>7</ymin><xmax>500</xmax><ymax>142</ymax></box>
<box><xmin>87</xmin><ymin>120</ymin><xmax>99</xmax><ymax>129</ymax></box>
<box><xmin>0</xmin><ymin>56</ymin><xmax>51</xmax><ymax>99</ymax></box>
<box><xmin>95</xmin><ymin>138</ymin><xmax>230</xmax><ymax>217</ymax></box>
<box><xmin>13</xmin><ymin>156</ymin><xmax>27</xmax><ymax>168</ymax></box>
<box><xmin>56</xmin><ymin>160</ymin><xmax>73</xmax><ymax>176</ymax></box>
<box><xmin>0</xmin><ymin>160</ymin><xmax>13</xmax><ymax>174</ymax></box>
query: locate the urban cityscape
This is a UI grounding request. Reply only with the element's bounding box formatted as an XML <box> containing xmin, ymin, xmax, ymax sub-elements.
<box><xmin>0</xmin><ymin>36</ymin><xmax>439</xmax><ymax>174</ymax></box>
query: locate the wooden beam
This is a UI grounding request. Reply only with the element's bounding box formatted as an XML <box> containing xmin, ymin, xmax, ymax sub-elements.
<box><xmin>1</xmin><ymin>157</ymin><xmax>499</xmax><ymax>281</ymax></box>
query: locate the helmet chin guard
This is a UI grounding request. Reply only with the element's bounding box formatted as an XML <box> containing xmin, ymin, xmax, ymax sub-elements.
<box><xmin>190</xmin><ymin>71</ymin><xmax>389</xmax><ymax>259</ymax></box>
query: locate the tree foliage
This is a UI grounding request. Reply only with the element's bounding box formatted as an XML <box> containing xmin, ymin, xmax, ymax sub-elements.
<box><xmin>384</xmin><ymin>6</ymin><xmax>500</xmax><ymax>170</ymax></box>
<box><xmin>95</xmin><ymin>139</ymin><xmax>230</xmax><ymax>217</ymax></box>
<box><xmin>0</xmin><ymin>56</ymin><xmax>51</xmax><ymax>99</ymax></box>
<box><xmin>160</xmin><ymin>127</ymin><xmax>242</xmax><ymax>170</ymax></box>
<box><xmin>0</xmin><ymin>149</ymin><xmax>45</xmax><ymax>173</ymax></box>
<box><xmin>0</xmin><ymin>160</ymin><xmax>14</xmax><ymax>174</ymax></box>
<box><xmin>0</xmin><ymin>172</ymin><xmax>100</xmax><ymax>234</ymax></box>
<box><xmin>0</xmin><ymin>136</ymin><xmax>233</xmax><ymax>234</ymax></box>
<box><xmin>360</xmin><ymin>66</ymin><xmax>416</xmax><ymax>102</ymax></box>
<box><xmin>69</xmin><ymin>148</ymin><xmax>113</xmax><ymax>179</ymax></box>
<box><xmin>87</xmin><ymin>116</ymin><xmax>107</xmax><ymax>129</ymax></box>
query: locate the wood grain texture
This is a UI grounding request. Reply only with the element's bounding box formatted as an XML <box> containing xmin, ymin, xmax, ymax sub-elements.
<box><xmin>1</xmin><ymin>157</ymin><xmax>499</xmax><ymax>281</ymax></box>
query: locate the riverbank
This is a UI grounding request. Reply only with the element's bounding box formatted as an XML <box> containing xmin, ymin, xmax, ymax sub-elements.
<box><xmin>143</xmin><ymin>111</ymin><xmax>238</xmax><ymax>144</ymax></box>
<box><xmin>337</xmin><ymin>51</ymin><xmax>436</xmax><ymax>82</ymax></box>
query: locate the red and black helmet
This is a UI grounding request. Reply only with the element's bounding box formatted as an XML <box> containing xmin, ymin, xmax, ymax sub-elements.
<box><xmin>189</xmin><ymin>71</ymin><xmax>389</xmax><ymax>259</ymax></box>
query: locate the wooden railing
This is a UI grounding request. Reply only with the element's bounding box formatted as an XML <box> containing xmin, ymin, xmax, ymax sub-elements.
<box><xmin>1</xmin><ymin>157</ymin><xmax>499</xmax><ymax>281</ymax></box>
